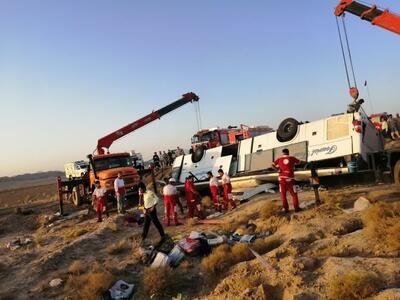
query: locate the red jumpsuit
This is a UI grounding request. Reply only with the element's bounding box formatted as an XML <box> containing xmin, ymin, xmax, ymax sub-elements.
<box><xmin>209</xmin><ymin>177</ymin><xmax>221</xmax><ymax>211</ymax></box>
<box><xmin>221</xmin><ymin>174</ymin><xmax>236</xmax><ymax>210</ymax></box>
<box><xmin>185</xmin><ymin>179</ymin><xmax>203</xmax><ymax>218</ymax></box>
<box><xmin>163</xmin><ymin>184</ymin><xmax>178</xmax><ymax>225</ymax></box>
<box><xmin>273</xmin><ymin>155</ymin><xmax>300</xmax><ymax>211</ymax></box>
<box><xmin>93</xmin><ymin>187</ymin><xmax>108</xmax><ymax>222</ymax></box>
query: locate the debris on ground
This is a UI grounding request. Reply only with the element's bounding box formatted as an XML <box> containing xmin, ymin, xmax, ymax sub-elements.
<box><xmin>104</xmin><ymin>280</ymin><xmax>135</xmax><ymax>300</ymax></box>
<box><xmin>49</xmin><ymin>278</ymin><xmax>63</xmax><ymax>288</ymax></box>
<box><xmin>6</xmin><ymin>237</ymin><xmax>32</xmax><ymax>250</ymax></box>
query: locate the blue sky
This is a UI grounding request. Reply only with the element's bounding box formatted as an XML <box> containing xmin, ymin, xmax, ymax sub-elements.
<box><xmin>1</xmin><ymin>0</ymin><xmax>399</xmax><ymax>176</ymax></box>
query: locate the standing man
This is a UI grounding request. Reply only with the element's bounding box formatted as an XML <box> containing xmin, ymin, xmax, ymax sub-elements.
<box><xmin>207</xmin><ymin>171</ymin><xmax>221</xmax><ymax>212</ymax></box>
<box><xmin>167</xmin><ymin>150</ymin><xmax>174</xmax><ymax>165</ymax></box>
<box><xmin>162</xmin><ymin>178</ymin><xmax>181</xmax><ymax>226</ymax></box>
<box><xmin>138</xmin><ymin>182</ymin><xmax>165</xmax><ymax>243</ymax></box>
<box><xmin>159</xmin><ymin>151</ymin><xmax>165</xmax><ymax>169</ymax></box>
<box><xmin>92</xmin><ymin>180</ymin><xmax>109</xmax><ymax>222</ymax></box>
<box><xmin>184</xmin><ymin>175</ymin><xmax>204</xmax><ymax>219</ymax></box>
<box><xmin>271</xmin><ymin>149</ymin><xmax>304</xmax><ymax>213</ymax></box>
<box><xmin>388</xmin><ymin>115</ymin><xmax>400</xmax><ymax>140</ymax></box>
<box><xmin>176</xmin><ymin>146</ymin><xmax>185</xmax><ymax>156</ymax></box>
<box><xmin>114</xmin><ymin>173</ymin><xmax>126</xmax><ymax>214</ymax></box>
<box><xmin>162</xmin><ymin>151</ymin><xmax>169</xmax><ymax>166</ymax></box>
<box><xmin>153</xmin><ymin>152</ymin><xmax>160</xmax><ymax>169</ymax></box>
<box><xmin>218</xmin><ymin>169</ymin><xmax>237</xmax><ymax>210</ymax></box>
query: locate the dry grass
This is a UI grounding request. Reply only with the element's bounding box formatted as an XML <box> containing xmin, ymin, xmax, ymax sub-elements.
<box><xmin>202</xmin><ymin>236</ymin><xmax>281</xmax><ymax>275</ymax></box>
<box><xmin>63</xmin><ymin>228</ymin><xmax>88</xmax><ymax>241</ymax></box>
<box><xmin>106</xmin><ymin>239</ymin><xmax>130</xmax><ymax>255</ymax></box>
<box><xmin>321</xmin><ymin>191</ymin><xmax>357</xmax><ymax>209</ymax></box>
<box><xmin>106</xmin><ymin>222</ymin><xmax>118</xmax><ymax>232</ymax></box>
<box><xmin>362</xmin><ymin>201</ymin><xmax>400</xmax><ymax>251</ymax></box>
<box><xmin>33</xmin><ymin>214</ymin><xmax>51</xmax><ymax>246</ymax></box>
<box><xmin>68</xmin><ymin>260</ymin><xmax>83</xmax><ymax>275</ymax></box>
<box><xmin>221</xmin><ymin>220</ymin><xmax>238</xmax><ymax>233</ymax></box>
<box><xmin>132</xmin><ymin>238</ymin><xmax>145</xmax><ymax>263</ymax></box>
<box><xmin>64</xmin><ymin>262</ymin><xmax>115</xmax><ymax>300</ymax></box>
<box><xmin>143</xmin><ymin>266</ymin><xmax>182</xmax><ymax>297</ymax></box>
<box><xmin>185</xmin><ymin>218</ymin><xmax>197</xmax><ymax>226</ymax></box>
<box><xmin>327</xmin><ymin>270</ymin><xmax>384</xmax><ymax>300</ymax></box>
<box><xmin>201</xmin><ymin>244</ymin><xmax>233</xmax><ymax>275</ymax></box>
<box><xmin>201</xmin><ymin>196</ymin><xmax>213</xmax><ymax>209</ymax></box>
<box><xmin>260</xmin><ymin>201</ymin><xmax>280</xmax><ymax>219</ymax></box>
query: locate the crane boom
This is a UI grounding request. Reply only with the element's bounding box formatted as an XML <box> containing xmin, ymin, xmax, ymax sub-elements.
<box><xmin>96</xmin><ymin>92</ymin><xmax>199</xmax><ymax>155</ymax></box>
<box><xmin>335</xmin><ymin>0</ymin><xmax>400</xmax><ymax>35</ymax></box>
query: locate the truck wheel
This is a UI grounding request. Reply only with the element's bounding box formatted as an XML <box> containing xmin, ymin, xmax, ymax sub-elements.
<box><xmin>394</xmin><ymin>160</ymin><xmax>400</xmax><ymax>185</ymax></box>
<box><xmin>72</xmin><ymin>188</ymin><xmax>82</xmax><ymax>206</ymax></box>
<box><xmin>277</xmin><ymin>117</ymin><xmax>299</xmax><ymax>142</ymax></box>
<box><xmin>191</xmin><ymin>145</ymin><xmax>206</xmax><ymax>163</ymax></box>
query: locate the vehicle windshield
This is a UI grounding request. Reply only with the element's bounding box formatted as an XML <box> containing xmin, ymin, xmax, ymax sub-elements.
<box><xmin>200</xmin><ymin>132</ymin><xmax>213</xmax><ymax>142</ymax></box>
<box><xmin>94</xmin><ymin>156</ymin><xmax>132</xmax><ymax>171</ymax></box>
<box><xmin>191</xmin><ymin>135</ymin><xmax>200</xmax><ymax>143</ymax></box>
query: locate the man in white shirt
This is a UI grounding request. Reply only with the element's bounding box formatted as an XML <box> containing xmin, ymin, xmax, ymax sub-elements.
<box><xmin>114</xmin><ymin>173</ymin><xmax>126</xmax><ymax>214</ymax></box>
<box><xmin>162</xmin><ymin>178</ymin><xmax>181</xmax><ymax>226</ymax></box>
<box><xmin>207</xmin><ymin>171</ymin><xmax>221</xmax><ymax>212</ymax></box>
<box><xmin>92</xmin><ymin>180</ymin><xmax>109</xmax><ymax>222</ymax></box>
<box><xmin>218</xmin><ymin>168</ymin><xmax>237</xmax><ymax>210</ymax></box>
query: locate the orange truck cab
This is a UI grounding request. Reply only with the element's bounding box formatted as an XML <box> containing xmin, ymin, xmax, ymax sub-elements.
<box><xmin>88</xmin><ymin>152</ymin><xmax>140</xmax><ymax>196</ymax></box>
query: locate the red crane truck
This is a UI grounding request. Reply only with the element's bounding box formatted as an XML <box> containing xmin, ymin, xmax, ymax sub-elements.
<box><xmin>56</xmin><ymin>92</ymin><xmax>199</xmax><ymax>210</ymax></box>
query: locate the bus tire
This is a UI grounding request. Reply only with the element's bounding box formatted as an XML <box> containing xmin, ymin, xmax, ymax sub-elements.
<box><xmin>72</xmin><ymin>188</ymin><xmax>82</xmax><ymax>206</ymax></box>
<box><xmin>394</xmin><ymin>160</ymin><xmax>400</xmax><ymax>185</ymax></box>
<box><xmin>277</xmin><ymin>117</ymin><xmax>299</xmax><ymax>142</ymax></box>
<box><xmin>191</xmin><ymin>145</ymin><xmax>205</xmax><ymax>163</ymax></box>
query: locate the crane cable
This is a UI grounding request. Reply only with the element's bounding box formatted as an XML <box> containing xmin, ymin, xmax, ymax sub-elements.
<box><xmin>194</xmin><ymin>101</ymin><xmax>202</xmax><ymax>131</ymax></box>
<box><xmin>335</xmin><ymin>14</ymin><xmax>358</xmax><ymax>90</ymax></box>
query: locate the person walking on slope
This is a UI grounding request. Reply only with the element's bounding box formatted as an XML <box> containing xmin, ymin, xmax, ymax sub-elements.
<box><xmin>184</xmin><ymin>175</ymin><xmax>204</xmax><ymax>219</ymax></box>
<box><xmin>218</xmin><ymin>169</ymin><xmax>237</xmax><ymax>210</ymax></box>
<box><xmin>207</xmin><ymin>171</ymin><xmax>221</xmax><ymax>212</ymax></box>
<box><xmin>271</xmin><ymin>149</ymin><xmax>304</xmax><ymax>213</ymax></box>
<box><xmin>162</xmin><ymin>178</ymin><xmax>182</xmax><ymax>226</ymax></box>
<box><xmin>138</xmin><ymin>183</ymin><xmax>165</xmax><ymax>242</ymax></box>
<box><xmin>92</xmin><ymin>180</ymin><xmax>109</xmax><ymax>222</ymax></box>
<box><xmin>114</xmin><ymin>173</ymin><xmax>126</xmax><ymax>214</ymax></box>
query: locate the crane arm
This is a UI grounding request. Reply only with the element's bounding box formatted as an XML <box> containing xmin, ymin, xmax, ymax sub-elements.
<box><xmin>335</xmin><ymin>0</ymin><xmax>400</xmax><ymax>35</ymax></box>
<box><xmin>96</xmin><ymin>92</ymin><xmax>199</xmax><ymax>155</ymax></box>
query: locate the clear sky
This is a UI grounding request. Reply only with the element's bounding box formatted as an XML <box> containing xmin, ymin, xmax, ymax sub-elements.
<box><xmin>1</xmin><ymin>0</ymin><xmax>399</xmax><ymax>176</ymax></box>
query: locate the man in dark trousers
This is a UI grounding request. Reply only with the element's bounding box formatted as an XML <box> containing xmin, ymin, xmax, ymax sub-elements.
<box><xmin>153</xmin><ymin>152</ymin><xmax>160</xmax><ymax>169</ymax></box>
<box><xmin>138</xmin><ymin>182</ymin><xmax>165</xmax><ymax>242</ymax></box>
<box><xmin>271</xmin><ymin>149</ymin><xmax>304</xmax><ymax>213</ymax></box>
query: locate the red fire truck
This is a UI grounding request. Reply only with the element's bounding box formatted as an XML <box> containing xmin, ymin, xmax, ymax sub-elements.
<box><xmin>191</xmin><ymin>124</ymin><xmax>273</xmax><ymax>151</ymax></box>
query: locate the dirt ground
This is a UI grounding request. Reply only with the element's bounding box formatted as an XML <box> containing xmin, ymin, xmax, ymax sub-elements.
<box><xmin>0</xmin><ymin>181</ymin><xmax>399</xmax><ymax>300</ymax></box>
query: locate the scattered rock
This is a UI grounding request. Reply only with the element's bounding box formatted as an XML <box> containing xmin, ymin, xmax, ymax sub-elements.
<box><xmin>353</xmin><ymin>196</ymin><xmax>371</xmax><ymax>211</ymax></box>
<box><xmin>49</xmin><ymin>278</ymin><xmax>63</xmax><ymax>288</ymax></box>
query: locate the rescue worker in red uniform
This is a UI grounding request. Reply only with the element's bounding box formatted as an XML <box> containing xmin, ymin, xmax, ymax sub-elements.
<box><xmin>207</xmin><ymin>171</ymin><xmax>221</xmax><ymax>212</ymax></box>
<box><xmin>271</xmin><ymin>149</ymin><xmax>304</xmax><ymax>213</ymax></box>
<box><xmin>162</xmin><ymin>178</ymin><xmax>181</xmax><ymax>226</ymax></box>
<box><xmin>218</xmin><ymin>169</ymin><xmax>237</xmax><ymax>210</ymax></box>
<box><xmin>92</xmin><ymin>180</ymin><xmax>109</xmax><ymax>222</ymax></box>
<box><xmin>184</xmin><ymin>175</ymin><xmax>204</xmax><ymax>219</ymax></box>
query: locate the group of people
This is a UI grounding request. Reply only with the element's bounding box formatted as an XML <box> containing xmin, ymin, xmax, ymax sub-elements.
<box><xmin>152</xmin><ymin>147</ymin><xmax>185</xmax><ymax>169</ymax></box>
<box><xmin>380</xmin><ymin>113</ymin><xmax>400</xmax><ymax>140</ymax></box>
<box><xmin>92</xmin><ymin>148</ymin><xmax>303</xmax><ymax>243</ymax></box>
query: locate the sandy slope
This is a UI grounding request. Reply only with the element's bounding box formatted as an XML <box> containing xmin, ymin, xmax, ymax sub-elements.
<box><xmin>0</xmin><ymin>183</ymin><xmax>399</xmax><ymax>299</ymax></box>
